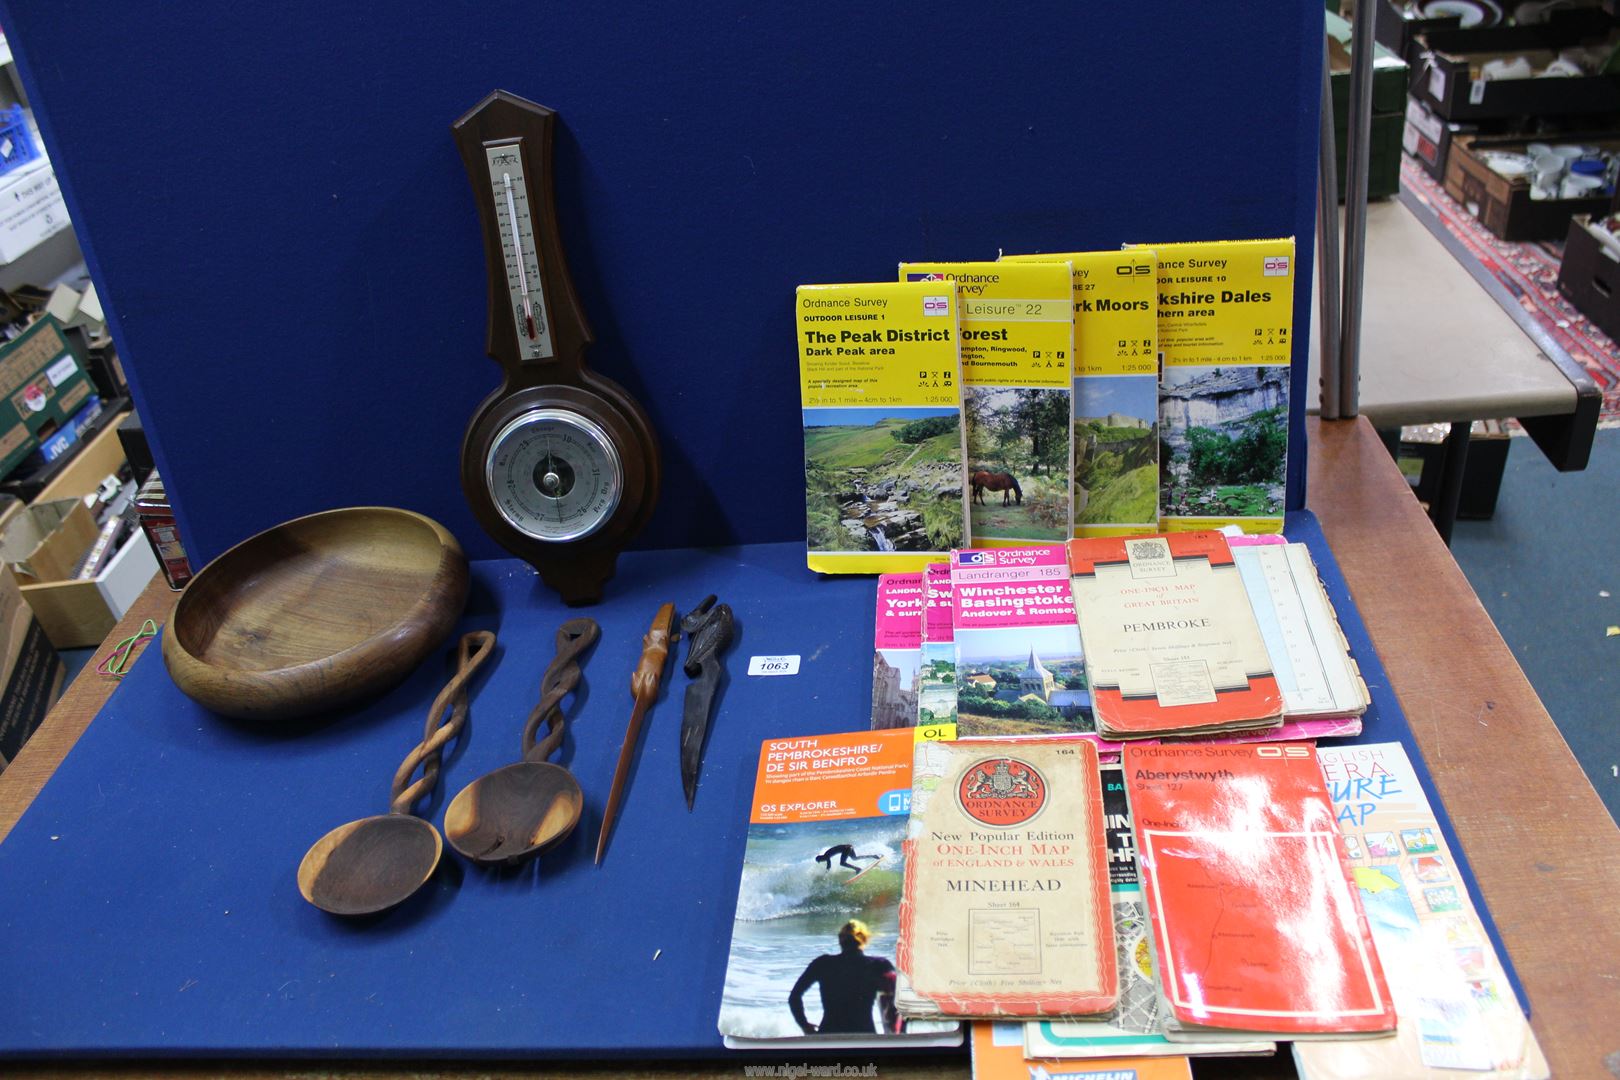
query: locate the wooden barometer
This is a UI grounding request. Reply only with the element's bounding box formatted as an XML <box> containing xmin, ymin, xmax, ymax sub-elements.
<box><xmin>454</xmin><ymin>91</ymin><xmax>660</xmax><ymax>605</ymax></box>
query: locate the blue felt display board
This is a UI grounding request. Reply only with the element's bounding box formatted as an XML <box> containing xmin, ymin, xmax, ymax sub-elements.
<box><xmin>0</xmin><ymin>518</ymin><xmax>1524</xmax><ymax>1059</ymax></box>
<box><xmin>0</xmin><ymin>2</ymin><xmax>1322</xmax><ymax>565</ymax></box>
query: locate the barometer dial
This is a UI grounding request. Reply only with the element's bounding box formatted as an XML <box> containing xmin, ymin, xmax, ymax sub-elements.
<box><xmin>486</xmin><ymin>409</ymin><xmax>622</xmax><ymax>543</ymax></box>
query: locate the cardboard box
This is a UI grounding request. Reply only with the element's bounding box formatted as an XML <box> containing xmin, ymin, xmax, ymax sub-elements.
<box><xmin>1328</xmin><ymin>10</ymin><xmax>1410</xmax><ymax>117</ymax></box>
<box><xmin>1327</xmin><ymin>9</ymin><xmax>1407</xmax><ymax>201</ymax></box>
<box><xmin>1</xmin><ymin>498</ymin><xmax>97</xmax><ymax>585</ymax></box>
<box><xmin>0</xmin><ymin>396</ymin><xmax>127</xmax><ymax>502</ymax></box>
<box><xmin>0</xmin><ymin>566</ymin><xmax>65</xmax><ymax>773</ymax></box>
<box><xmin>1337</xmin><ymin>110</ymin><xmax>1405</xmax><ymax>201</ymax></box>
<box><xmin>1557</xmin><ymin>215</ymin><xmax>1620</xmax><ymax>344</ymax></box>
<box><xmin>20</xmin><ymin>527</ymin><xmax>159</xmax><ymax>648</ymax></box>
<box><xmin>1407</xmin><ymin>98</ymin><xmax>1614</xmax><ymax>192</ymax></box>
<box><xmin>3</xmin><ymin>413</ymin><xmax>158</xmax><ymax>648</ymax></box>
<box><xmin>0</xmin><ymin>316</ymin><xmax>96</xmax><ymax>482</ymax></box>
<box><xmin>24</xmin><ymin>408</ymin><xmax>128</xmax><ymax>506</ymax></box>
<box><xmin>1444</xmin><ymin>133</ymin><xmax>1617</xmax><ymax>241</ymax></box>
<box><xmin>0</xmin><ymin>159</ymin><xmax>69</xmax><ymax>265</ymax></box>
<box><xmin>1403</xmin><ymin>94</ymin><xmax>1477</xmax><ymax>184</ymax></box>
<box><xmin>1411</xmin><ymin>27</ymin><xmax>1620</xmax><ymax>121</ymax></box>
<box><xmin>1398</xmin><ymin>419</ymin><xmax>1512</xmax><ymax>520</ymax></box>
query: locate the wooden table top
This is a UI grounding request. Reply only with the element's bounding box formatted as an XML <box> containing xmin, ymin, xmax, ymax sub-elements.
<box><xmin>1306</xmin><ymin>418</ymin><xmax>1620</xmax><ymax>1080</ymax></box>
<box><xmin>3</xmin><ymin>415</ymin><xmax>1616</xmax><ymax>1080</ymax></box>
<box><xmin>1305</xmin><ymin>198</ymin><xmax>1578</xmax><ymax>429</ymax></box>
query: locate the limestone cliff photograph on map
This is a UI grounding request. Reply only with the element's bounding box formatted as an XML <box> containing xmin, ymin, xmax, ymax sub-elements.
<box><xmin>1159</xmin><ymin>365</ymin><xmax>1288</xmax><ymax>519</ymax></box>
<box><xmin>1073</xmin><ymin>375</ymin><xmax>1158</xmax><ymax>526</ymax></box>
<box><xmin>803</xmin><ymin>407</ymin><xmax>965</xmax><ymax>553</ymax></box>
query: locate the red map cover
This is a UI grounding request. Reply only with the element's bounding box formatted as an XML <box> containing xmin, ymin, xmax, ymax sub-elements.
<box><xmin>1123</xmin><ymin>742</ymin><xmax>1396</xmax><ymax>1034</ymax></box>
<box><xmin>1068</xmin><ymin>532</ymin><xmax>1283</xmax><ymax>737</ymax></box>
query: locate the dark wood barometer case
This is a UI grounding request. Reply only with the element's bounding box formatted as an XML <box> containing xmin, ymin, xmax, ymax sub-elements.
<box><xmin>454</xmin><ymin>90</ymin><xmax>660</xmax><ymax>605</ymax></box>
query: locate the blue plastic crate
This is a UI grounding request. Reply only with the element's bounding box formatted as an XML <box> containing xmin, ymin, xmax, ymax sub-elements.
<box><xmin>0</xmin><ymin>105</ymin><xmax>40</xmax><ymax>177</ymax></box>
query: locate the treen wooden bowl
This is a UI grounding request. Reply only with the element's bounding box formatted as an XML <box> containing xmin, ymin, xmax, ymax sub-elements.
<box><xmin>163</xmin><ymin>507</ymin><xmax>470</xmax><ymax>721</ymax></box>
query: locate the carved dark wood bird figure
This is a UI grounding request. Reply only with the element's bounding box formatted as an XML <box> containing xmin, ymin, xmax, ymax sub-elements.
<box><xmin>679</xmin><ymin>596</ymin><xmax>735</xmax><ymax>810</ymax></box>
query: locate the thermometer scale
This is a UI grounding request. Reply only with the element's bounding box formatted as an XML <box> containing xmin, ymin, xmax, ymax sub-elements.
<box><xmin>455</xmin><ymin>91</ymin><xmax>660</xmax><ymax>605</ymax></box>
<box><xmin>487</xmin><ymin>146</ymin><xmax>551</xmax><ymax>360</ymax></box>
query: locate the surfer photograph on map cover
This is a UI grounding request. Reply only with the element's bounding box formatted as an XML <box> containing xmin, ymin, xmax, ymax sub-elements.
<box><xmin>789</xmin><ymin>918</ymin><xmax>900</xmax><ymax>1035</ymax></box>
<box><xmin>717</xmin><ymin>815</ymin><xmax>911</xmax><ymax>1039</ymax></box>
<box><xmin>814</xmin><ymin>843</ymin><xmax>883</xmax><ymax>873</ymax></box>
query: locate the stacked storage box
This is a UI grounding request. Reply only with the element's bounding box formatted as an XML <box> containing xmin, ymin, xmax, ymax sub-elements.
<box><xmin>1328</xmin><ymin>9</ymin><xmax>1410</xmax><ymax>201</ymax></box>
<box><xmin>1398</xmin><ymin>12</ymin><xmax>1620</xmax><ymax>239</ymax></box>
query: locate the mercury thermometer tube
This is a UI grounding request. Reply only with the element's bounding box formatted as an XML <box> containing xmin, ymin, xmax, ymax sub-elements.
<box><xmin>502</xmin><ymin>172</ymin><xmax>536</xmax><ymax>341</ymax></box>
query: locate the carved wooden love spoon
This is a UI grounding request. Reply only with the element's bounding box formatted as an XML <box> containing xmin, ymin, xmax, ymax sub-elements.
<box><xmin>297</xmin><ymin>630</ymin><xmax>496</xmax><ymax>915</ymax></box>
<box><xmin>444</xmin><ymin>618</ymin><xmax>599</xmax><ymax>866</ymax></box>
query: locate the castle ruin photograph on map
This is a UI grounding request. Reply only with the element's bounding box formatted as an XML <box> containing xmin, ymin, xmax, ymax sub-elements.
<box><xmin>1074</xmin><ymin>375</ymin><xmax>1158</xmax><ymax>527</ymax></box>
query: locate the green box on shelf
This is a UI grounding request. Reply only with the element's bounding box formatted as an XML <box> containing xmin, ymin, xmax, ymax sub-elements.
<box><xmin>1327</xmin><ymin>10</ymin><xmax>1410</xmax><ymax>119</ymax></box>
<box><xmin>1335</xmin><ymin>110</ymin><xmax>1405</xmax><ymax>200</ymax></box>
<box><xmin>0</xmin><ymin>317</ymin><xmax>93</xmax><ymax>482</ymax></box>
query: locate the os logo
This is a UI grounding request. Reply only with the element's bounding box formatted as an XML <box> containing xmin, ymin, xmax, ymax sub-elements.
<box><xmin>957</xmin><ymin>757</ymin><xmax>1047</xmax><ymax>827</ymax></box>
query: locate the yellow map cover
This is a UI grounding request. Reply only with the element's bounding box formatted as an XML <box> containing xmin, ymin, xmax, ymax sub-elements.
<box><xmin>898</xmin><ymin>261</ymin><xmax>1073</xmax><ymax>548</ymax></box>
<box><xmin>798</xmin><ymin>281</ymin><xmax>967</xmax><ymax>574</ymax></box>
<box><xmin>1127</xmin><ymin>238</ymin><xmax>1294</xmax><ymax>534</ymax></box>
<box><xmin>1003</xmin><ymin>249</ymin><xmax>1159</xmax><ymax>538</ymax></box>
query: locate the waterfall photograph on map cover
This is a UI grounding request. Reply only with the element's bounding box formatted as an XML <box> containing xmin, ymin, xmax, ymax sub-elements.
<box><xmin>963</xmin><ymin>386</ymin><xmax>1069</xmax><ymax>541</ymax></box>
<box><xmin>803</xmin><ymin>407</ymin><xmax>965</xmax><ymax>554</ymax></box>
<box><xmin>718</xmin><ymin>816</ymin><xmax>910</xmax><ymax>1039</ymax></box>
<box><xmin>1159</xmin><ymin>365</ymin><xmax>1288</xmax><ymax>519</ymax></box>
<box><xmin>1073</xmin><ymin>375</ymin><xmax>1158</xmax><ymax>527</ymax></box>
